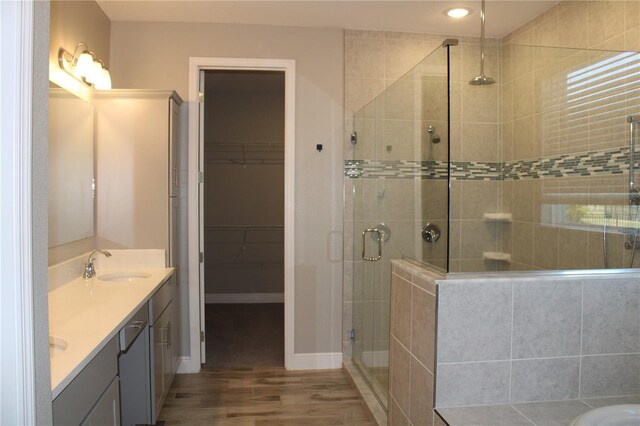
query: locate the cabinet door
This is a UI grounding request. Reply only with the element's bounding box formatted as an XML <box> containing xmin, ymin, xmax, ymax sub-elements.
<box><xmin>152</xmin><ymin>315</ymin><xmax>165</xmax><ymax>419</ymax></box>
<box><xmin>163</xmin><ymin>308</ymin><xmax>173</xmax><ymax>395</ymax></box>
<box><xmin>80</xmin><ymin>377</ymin><xmax>120</xmax><ymax>426</ymax></box>
<box><xmin>170</xmin><ymin>276</ymin><xmax>180</xmax><ymax>375</ymax></box>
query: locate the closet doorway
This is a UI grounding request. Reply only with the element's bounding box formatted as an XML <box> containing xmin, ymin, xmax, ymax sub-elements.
<box><xmin>201</xmin><ymin>69</ymin><xmax>285</xmax><ymax>368</ymax></box>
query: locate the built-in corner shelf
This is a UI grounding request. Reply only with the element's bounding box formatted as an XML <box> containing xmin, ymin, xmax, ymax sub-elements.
<box><xmin>483</xmin><ymin>213</ymin><xmax>512</xmax><ymax>222</ymax></box>
<box><xmin>483</xmin><ymin>252</ymin><xmax>512</xmax><ymax>262</ymax></box>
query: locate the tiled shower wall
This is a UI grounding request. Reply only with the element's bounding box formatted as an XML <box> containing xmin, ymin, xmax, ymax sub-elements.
<box><xmin>499</xmin><ymin>0</ymin><xmax>640</xmax><ymax>271</ymax></box>
<box><xmin>436</xmin><ymin>273</ymin><xmax>640</xmax><ymax>407</ymax></box>
<box><xmin>344</xmin><ymin>0</ymin><xmax>640</xmax><ymax>357</ymax></box>
<box><xmin>343</xmin><ymin>30</ymin><xmax>451</xmax><ymax>358</ymax></box>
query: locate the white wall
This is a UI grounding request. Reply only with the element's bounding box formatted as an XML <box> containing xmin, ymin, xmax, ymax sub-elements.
<box><xmin>110</xmin><ymin>22</ymin><xmax>344</xmax><ymax>354</ymax></box>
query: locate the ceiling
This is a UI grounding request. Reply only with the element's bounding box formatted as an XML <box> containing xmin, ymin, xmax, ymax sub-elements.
<box><xmin>96</xmin><ymin>0</ymin><xmax>560</xmax><ymax>38</ymax></box>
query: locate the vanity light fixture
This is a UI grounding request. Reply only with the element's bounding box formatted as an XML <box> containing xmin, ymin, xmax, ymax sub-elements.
<box><xmin>446</xmin><ymin>7</ymin><xmax>471</xmax><ymax>18</ymax></box>
<box><xmin>58</xmin><ymin>42</ymin><xmax>111</xmax><ymax>90</ymax></box>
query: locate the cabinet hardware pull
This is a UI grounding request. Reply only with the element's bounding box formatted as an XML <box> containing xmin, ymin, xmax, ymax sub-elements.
<box><xmin>128</xmin><ymin>320</ymin><xmax>147</xmax><ymax>329</ymax></box>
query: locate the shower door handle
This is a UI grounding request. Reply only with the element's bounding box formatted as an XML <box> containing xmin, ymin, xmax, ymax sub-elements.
<box><xmin>362</xmin><ymin>228</ymin><xmax>382</xmax><ymax>261</ymax></box>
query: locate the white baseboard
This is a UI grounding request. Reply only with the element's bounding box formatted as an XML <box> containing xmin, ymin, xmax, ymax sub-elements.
<box><xmin>176</xmin><ymin>356</ymin><xmax>197</xmax><ymax>374</ymax></box>
<box><xmin>289</xmin><ymin>352</ymin><xmax>343</xmax><ymax>370</ymax></box>
<box><xmin>205</xmin><ymin>292</ymin><xmax>284</xmax><ymax>304</ymax></box>
<box><xmin>361</xmin><ymin>350</ymin><xmax>389</xmax><ymax>368</ymax></box>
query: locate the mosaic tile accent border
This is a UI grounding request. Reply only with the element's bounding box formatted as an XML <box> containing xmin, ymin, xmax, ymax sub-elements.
<box><xmin>345</xmin><ymin>147</ymin><xmax>633</xmax><ymax>181</ymax></box>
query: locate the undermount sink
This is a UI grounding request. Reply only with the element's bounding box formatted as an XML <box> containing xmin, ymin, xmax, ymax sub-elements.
<box><xmin>97</xmin><ymin>272</ymin><xmax>152</xmax><ymax>282</ymax></box>
<box><xmin>49</xmin><ymin>336</ymin><xmax>68</xmax><ymax>355</ymax></box>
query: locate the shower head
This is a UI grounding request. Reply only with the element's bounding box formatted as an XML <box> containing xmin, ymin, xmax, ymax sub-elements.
<box><xmin>469</xmin><ymin>74</ymin><xmax>496</xmax><ymax>86</ymax></box>
<box><xmin>469</xmin><ymin>0</ymin><xmax>496</xmax><ymax>86</ymax></box>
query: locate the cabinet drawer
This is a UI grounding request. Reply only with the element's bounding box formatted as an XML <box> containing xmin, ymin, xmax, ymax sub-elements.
<box><xmin>119</xmin><ymin>303</ymin><xmax>148</xmax><ymax>351</ymax></box>
<box><xmin>150</xmin><ymin>274</ymin><xmax>175</xmax><ymax>325</ymax></box>
<box><xmin>53</xmin><ymin>336</ymin><xmax>119</xmax><ymax>425</ymax></box>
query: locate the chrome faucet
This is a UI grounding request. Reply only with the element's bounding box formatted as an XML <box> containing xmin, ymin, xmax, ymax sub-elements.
<box><xmin>83</xmin><ymin>249</ymin><xmax>112</xmax><ymax>279</ymax></box>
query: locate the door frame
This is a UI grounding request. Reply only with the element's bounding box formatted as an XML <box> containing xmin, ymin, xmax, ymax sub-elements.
<box><xmin>1</xmin><ymin>0</ymin><xmax>37</xmax><ymax>423</ymax></box>
<box><xmin>187</xmin><ymin>57</ymin><xmax>296</xmax><ymax>372</ymax></box>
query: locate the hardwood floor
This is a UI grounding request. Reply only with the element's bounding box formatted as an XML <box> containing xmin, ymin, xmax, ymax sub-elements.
<box><xmin>158</xmin><ymin>367</ymin><xmax>376</xmax><ymax>425</ymax></box>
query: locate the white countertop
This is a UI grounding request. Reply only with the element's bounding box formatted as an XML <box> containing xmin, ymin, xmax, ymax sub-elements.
<box><xmin>48</xmin><ymin>266</ymin><xmax>174</xmax><ymax>399</ymax></box>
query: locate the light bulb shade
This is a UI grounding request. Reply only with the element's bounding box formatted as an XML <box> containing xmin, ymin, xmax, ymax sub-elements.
<box><xmin>95</xmin><ymin>68</ymin><xmax>112</xmax><ymax>90</ymax></box>
<box><xmin>85</xmin><ymin>60</ymin><xmax>103</xmax><ymax>84</ymax></box>
<box><xmin>74</xmin><ymin>51</ymin><xmax>94</xmax><ymax>78</ymax></box>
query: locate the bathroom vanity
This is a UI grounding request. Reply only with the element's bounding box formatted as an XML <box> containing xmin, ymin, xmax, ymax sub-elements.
<box><xmin>49</xmin><ymin>252</ymin><xmax>178</xmax><ymax>425</ymax></box>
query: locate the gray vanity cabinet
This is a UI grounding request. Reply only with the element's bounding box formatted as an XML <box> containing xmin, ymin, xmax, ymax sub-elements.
<box><xmin>80</xmin><ymin>377</ymin><xmax>120</xmax><ymax>426</ymax></box>
<box><xmin>149</xmin><ymin>274</ymin><xmax>178</xmax><ymax>424</ymax></box>
<box><xmin>53</xmin><ymin>336</ymin><xmax>120</xmax><ymax>425</ymax></box>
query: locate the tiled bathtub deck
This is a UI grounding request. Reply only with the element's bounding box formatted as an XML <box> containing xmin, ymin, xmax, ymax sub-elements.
<box><xmin>436</xmin><ymin>395</ymin><xmax>640</xmax><ymax>426</ymax></box>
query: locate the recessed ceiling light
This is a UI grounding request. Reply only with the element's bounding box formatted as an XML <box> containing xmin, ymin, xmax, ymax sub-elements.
<box><xmin>446</xmin><ymin>8</ymin><xmax>470</xmax><ymax>19</ymax></box>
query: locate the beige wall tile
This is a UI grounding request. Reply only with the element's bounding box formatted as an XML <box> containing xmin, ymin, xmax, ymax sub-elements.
<box><xmin>588</xmin><ymin>1</ymin><xmax>626</xmax><ymax>48</ymax></box>
<box><xmin>422</xmin><ymin>80</ymin><xmax>449</xmax><ymax>122</ymax></box>
<box><xmin>461</xmin><ymin>43</ymin><xmax>500</xmax><ymax>84</ymax></box>
<box><xmin>411</xmin><ymin>287</ymin><xmax>436</xmax><ymax>372</ymax></box>
<box><xmin>512</xmin><ymin>45</ymin><xmax>534</xmax><ymax>78</ymax></box>
<box><xmin>533</xmin><ymin>224</ymin><xmax>559</xmax><ymax>269</ymax></box>
<box><xmin>512</xmin><ymin>221</ymin><xmax>534</xmax><ymax>265</ymax></box>
<box><xmin>345</xmin><ymin>37</ymin><xmax>385</xmax><ymax>79</ymax></box>
<box><xmin>448</xmin><ymin>219</ymin><xmax>461</xmax><ymax>262</ymax></box>
<box><xmin>461</xmin><ymin>84</ymin><xmax>499</xmax><ymax>123</ymax></box>
<box><xmin>383</xmin><ymin>79</ymin><xmax>417</xmax><ymax>121</ymax></box>
<box><xmin>460</xmin><ymin>220</ymin><xmax>499</xmax><ymax>259</ymax></box>
<box><xmin>558</xmin><ymin>228</ymin><xmax>590</xmax><ymax>270</ymax></box>
<box><xmin>380</xmin><ymin>119</ymin><xmax>418</xmax><ymax>161</ymax></box>
<box><xmin>384</xmin><ymin>37</ymin><xmax>442</xmax><ymax>81</ymax></box>
<box><xmin>625</xmin><ymin>26</ymin><xmax>640</xmax><ymax>51</ymax></box>
<box><xmin>422</xmin><ymin>120</ymin><xmax>448</xmax><ymax>161</ymax></box>
<box><xmin>502</xmin><ymin>122</ymin><xmax>514</xmax><ymax>162</ymax></box>
<box><xmin>345</xmin><ymin>77</ymin><xmax>384</xmax><ymax>118</ymax></box>
<box><xmin>534</xmin><ymin>11</ymin><xmax>559</xmax><ymax>47</ymax></box>
<box><xmin>513</xmin><ymin>73</ymin><xmax>535</xmax><ymax>120</ymax></box>
<box><xmin>558</xmin><ymin>1</ymin><xmax>589</xmax><ymax>49</ymax></box>
<box><xmin>390</xmin><ymin>336</ymin><xmax>411</xmax><ymax>418</ymax></box>
<box><xmin>626</xmin><ymin>1</ymin><xmax>640</xmax><ymax>30</ymax></box>
<box><xmin>410</xmin><ymin>357</ymin><xmax>434</xmax><ymax>426</ymax></box>
<box><xmin>501</xmin><ymin>81</ymin><xmax>514</xmax><ymax>124</ymax></box>
<box><xmin>512</xmin><ymin>179</ymin><xmax>536</xmax><ymax>222</ymax></box>
<box><xmin>513</xmin><ymin>117</ymin><xmax>535</xmax><ymax>160</ymax></box>
<box><xmin>391</xmin><ymin>273</ymin><xmax>412</xmax><ymax>348</ymax></box>
<box><xmin>345</xmin><ymin>29</ymin><xmax>385</xmax><ymax>39</ymax></box>
<box><xmin>421</xmin><ymin>180</ymin><xmax>448</xmax><ymax>221</ymax></box>
<box><xmin>459</xmin><ymin>181</ymin><xmax>499</xmax><ymax>220</ymax></box>
<box><xmin>461</xmin><ymin>123</ymin><xmax>500</xmax><ymax>162</ymax></box>
<box><xmin>389</xmin><ymin>397</ymin><xmax>410</xmax><ymax>426</ymax></box>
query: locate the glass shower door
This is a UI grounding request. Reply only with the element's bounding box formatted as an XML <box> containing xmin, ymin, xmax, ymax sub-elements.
<box><xmin>349</xmin><ymin>43</ymin><xmax>450</xmax><ymax>409</ymax></box>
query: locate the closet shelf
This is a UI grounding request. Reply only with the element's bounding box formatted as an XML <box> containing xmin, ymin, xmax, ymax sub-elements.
<box><xmin>205</xmin><ymin>225</ymin><xmax>284</xmax><ymax>231</ymax></box>
<box><xmin>204</xmin><ymin>142</ymin><xmax>284</xmax><ymax>166</ymax></box>
<box><xmin>207</xmin><ymin>263</ymin><xmax>284</xmax><ymax>269</ymax></box>
<box><xmin>483</xmin><ymin>213</ymin><xmax>512</xmax><ymax>222</ymax></box>
<box><xmin>483</xmin><ymin>252</ymin><xmax>512</xmax><ymax>262</ymax></box>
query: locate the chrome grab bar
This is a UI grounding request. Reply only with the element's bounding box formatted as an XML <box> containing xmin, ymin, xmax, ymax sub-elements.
<box><xmin>362</xmin><ymin>228</ymin><xmax>382</xmax><ymax>261</ymax></box>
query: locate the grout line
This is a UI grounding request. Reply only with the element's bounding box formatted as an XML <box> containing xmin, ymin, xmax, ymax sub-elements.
<box><xmin>438</xmin><ymin>355</ymin><xmax>583</xmax><ymax>366</ymax></box>
<box><xmin>510</xmin><ymin>404</ymin><xmax>538</xmax><ymax>426</ymax></box>
<box><xmin>509</xmin><ymin>281</ymin><xmax>515</xmax><ymax>402</ymax></box>
<box><xmin>578</xmin><ymin>281</ymin><xmax>584</xmax><ymax>398</ymax></box>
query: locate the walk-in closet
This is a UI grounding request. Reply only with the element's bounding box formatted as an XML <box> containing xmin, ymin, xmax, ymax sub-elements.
<box><xmin>202</xmin><ymin>70</ymin><xmax>285</xmax><ymax>368</ymax></box>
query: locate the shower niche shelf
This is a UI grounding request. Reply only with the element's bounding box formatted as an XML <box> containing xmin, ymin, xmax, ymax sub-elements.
<box><xmin>483</xmin><ymin>252</ymin><xmax>512</xmax><ymax>262</ymax></box>
<box><xmin>483</xmin><ymin>213</ymin><xmax>512</xmax><ymax>222</ymax></box>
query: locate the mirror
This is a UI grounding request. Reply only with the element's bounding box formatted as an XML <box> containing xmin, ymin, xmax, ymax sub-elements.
<box><xmin>48</xmin><ymin>86</ymin><xmax>95</xmax><ymax>265</ymax></box>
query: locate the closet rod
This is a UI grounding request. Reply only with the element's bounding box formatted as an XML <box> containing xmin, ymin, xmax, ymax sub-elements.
<box><xmin>204</xmin><ymin>225</ymin><xmax>284</xmax><ymax>231</ymax></box>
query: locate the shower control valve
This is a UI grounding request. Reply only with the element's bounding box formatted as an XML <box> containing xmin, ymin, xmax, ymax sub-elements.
<box><xmin>422</xmin><ymin>223</ymin><xmax>441</xmax><ymax>244</ymax></box>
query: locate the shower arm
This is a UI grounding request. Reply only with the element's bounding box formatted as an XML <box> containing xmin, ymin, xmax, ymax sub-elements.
<box><xmin>479</xmin><ymin>0</ymin><xmax>486</xmax><ymax>76</ymax></box>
